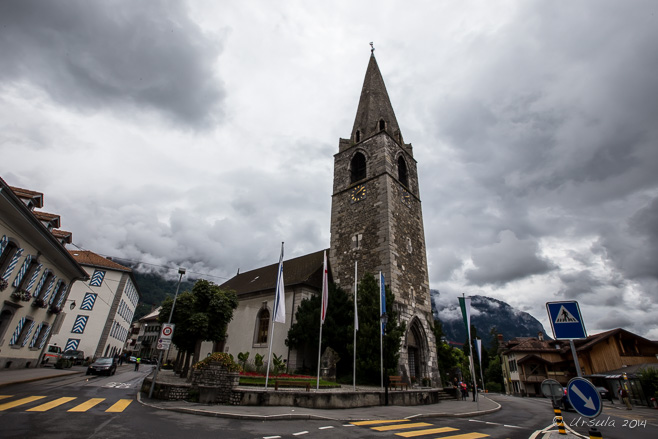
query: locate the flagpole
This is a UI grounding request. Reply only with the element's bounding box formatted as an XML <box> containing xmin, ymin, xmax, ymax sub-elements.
<box><xmin>379</xmin><ymin>271</ymin><xmax>383</xmax><ymax>390</ymax></box>
<box><xmin>353</xmin><ymin>260</ymin><xmax>357</xmax><ymax>391</ymax></box>
<box><xmin>316</xmin><ymin>250</ymin><xmax>328</xmax><ymax>390</ymax></box>
<box><xmin>460</xmin><ymin>293</ymin><xmax>479</xmax><ymax>410</ymax></box>
<box><xmin>265</xmin><ymin>242</ymin><xmax>285</xmax><ymax>389</ymax></box>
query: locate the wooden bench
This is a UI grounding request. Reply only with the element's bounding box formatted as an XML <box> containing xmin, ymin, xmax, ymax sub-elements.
<box><xmin>388</xmin><ymin>376</ymin><xmax>408</xmax><ymax>390</ymax></box>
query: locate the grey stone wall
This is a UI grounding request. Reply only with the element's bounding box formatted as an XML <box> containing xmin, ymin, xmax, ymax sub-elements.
<box><xmin>191</xmin><ymin>363</ymin><xmax>241</xmax><ymax>405</ymax></box>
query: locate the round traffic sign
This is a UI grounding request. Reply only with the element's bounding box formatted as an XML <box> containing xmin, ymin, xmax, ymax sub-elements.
<box><xmin>566</xmin><ymin>377</ymin><xmax>602</xmax><ymax>418</ymax></box>
<box><xmin>162</xmin><ymin>326</ymin><xmax>173</xmax><ymax>336</ymax></box>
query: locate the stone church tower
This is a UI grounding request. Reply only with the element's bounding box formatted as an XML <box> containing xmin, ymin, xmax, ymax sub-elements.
<box><xmin>329</xmin><ymin>53</ymin><xmax>439</xmax><ymax>384</ymax></box>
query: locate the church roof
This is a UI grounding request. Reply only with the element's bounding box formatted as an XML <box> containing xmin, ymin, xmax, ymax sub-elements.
<box><xmin>220</xmin><ymin>249</ymin><xmax>329</xmax><ymax>296</ymax></box>
<box><xmin>351</xmin><ymin>54</ymin><xmax>402</xmax><ymax>143</ymax></box>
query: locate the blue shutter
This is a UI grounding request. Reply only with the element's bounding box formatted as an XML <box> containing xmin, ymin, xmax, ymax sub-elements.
<box><xmin>42</xmin><ymin>276</ymin><xmax>57</xmax><ymax>302</ymax></box>
<box><xmin>3</xmin><ymin>248</ymin><xmax>24</xmax><ymax>282</ymax></box>
<box><xmin>11</xmin><ymin>254</ymin><xmax>32</xmax><ymax>287</ymax></box>
<box><xmin>80</xmin><ymin>293</ymin><xmax>97</xmax><ymax>310</ymax></box>
<box><xmin>29</xmin><ymin>323</ymin><xmax>44</xmax><ymax>348</ymax></box>
<box><xmin>71</xmin><ymin>315</ymin><xmax>89</xmax><ymax>334</ymax></box>
<box><xmin>25</xmin><ymin>264</ymin><xmax>43</xmax><ymax>292</ymax></box>
<box><xmin>0</xmin><ymin>235</ymin><xmax>7</xmax><ymax>254</ymax></box>
<box><xmin>21</xmin><ymin>321</ymin><xmax>35</xmax><ymax>347</ymax></box>
<box><xmin>65</xmin><ymin>338</ymin><xmax>80</xmax><ymax>351</ymax></box>
<box><xmin>38</xmin><ymin>325</ymin><xmax>52</xmax><ymax>349</ymax></box>
<box><xmin>56</xmin><ymin>284</ymin><xmax>68</xmax><ymax>307</ymax></box>
<box><xmin>89</xmin><ymin>270</ymin><xmax>106</xmax><ymax>287</ymax></box>
<box><xmin>9</xmin><ymin>317</ymin><xmax>25</xmax><ymax>346</ymax></box>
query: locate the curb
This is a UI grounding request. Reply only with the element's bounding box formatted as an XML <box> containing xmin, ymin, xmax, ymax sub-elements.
<box><xmin>0</xmin><ymin>370</ymin><xmax>82</xmax><ymax>388</ymax></box>
<box><xmin>136</xmin><ymin>392</ymin><xmax>502</xmax><ymax>422</ymax></box>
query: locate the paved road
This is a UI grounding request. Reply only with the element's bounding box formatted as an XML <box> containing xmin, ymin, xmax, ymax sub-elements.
<box><xmin>1</xmin><ymin>370</ymin><xmax>657</xmax><ymax>439</ymax></box>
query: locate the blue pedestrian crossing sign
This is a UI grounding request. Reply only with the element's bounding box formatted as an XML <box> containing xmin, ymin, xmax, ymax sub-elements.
<box><xmin>546</xmin><ymin>301</ymin><xmax>587</xmax><ymax>339</ymax></box>
<box><xmin>567</xmin><ymin>377</ymin><xmax>602</xmax><ymax>418</ymax></box>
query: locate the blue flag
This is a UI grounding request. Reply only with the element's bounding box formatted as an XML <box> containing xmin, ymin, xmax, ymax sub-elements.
<box><xmin>380</xmin><ymin>272</ymin><xmax>386</xmax><ymax>335</ymax></box>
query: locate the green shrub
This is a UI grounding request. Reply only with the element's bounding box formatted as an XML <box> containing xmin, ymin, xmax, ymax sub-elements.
<box><xmin>192</xmin><ymin>352</ymin><xmax>242</xmax><ymax>372</ymax></box>
<box><xmin>486</xmin><ymin>382</ymin><xmax>502</xmax><ymax>393</ymax></box>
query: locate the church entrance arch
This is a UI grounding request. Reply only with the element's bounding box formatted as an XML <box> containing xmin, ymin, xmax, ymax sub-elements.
<box><xmin>405</xmin><ymin>317</ymin><xmax>429</xmax><ymax>382</ymax></box>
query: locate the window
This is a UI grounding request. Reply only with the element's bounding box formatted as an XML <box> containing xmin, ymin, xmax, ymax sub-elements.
<box><xmin>350</xmin><ymin>152</ymin><xmax>367</xmax><ymax>183</ymax></box>
<box><xmin>255</xmin><ymin>307</ymin><xmax>270</xmax><ymax>345</ymax></box>
<box><xmin>398</xmin><ymin>156</ymin><xmax>408</xmax><ymax>187</ymax></box>
<box><xmin>33</xmin><ymin>270</ymin><xmax>54</xmax><ymax>300</ymax></box>
<box><xmin>0</xmin><ymin>308</ymin><xmax>15</xmax><ymax>343</ymax></box>
<box><xmin>12</xmin><ymin>255</ymin><xmax>38</xmax><ymax>292</ymax></box>
<box><xmin>9</xmin><ymin>317</ymin><xmax>34</xmax><ymax>347</ymax></box>
<box><xmin>50</xmin><ymin>281</ymin><xmax>67</xmax><ymax>307</ymax></box>
<box><xmin>379</xmin><ymin>119</ymin><xmax>386</xmax><ymax>131</ymax></box>
<box><xmin>355</xmin><ymin>130</ymin><xmax>361</xmax><ymax>143</ymax></box>
<box><xmin>352</xmin><ymin>233</ymin><xmax>362</xmax><ymax>250</ymax></box>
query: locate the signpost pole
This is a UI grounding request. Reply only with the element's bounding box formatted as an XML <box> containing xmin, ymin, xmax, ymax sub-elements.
<box><xmin>148</xmin><ymin>267</ymin><xmax>186</xmax><ymax>399</ymax></box>
<box><xmin>569</xmin><ymin>339</ymin><xmax>582</xmax><ymax>377</ymax></box>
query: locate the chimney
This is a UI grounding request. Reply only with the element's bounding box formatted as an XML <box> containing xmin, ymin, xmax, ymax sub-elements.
<box><xmin>538</xmin><ymin>331</ymin><xmax>544</xmax><ymax>341</ymax></box>
<box><xmin>497</xmin><ymin>333</ymin><xmax>503</xmax><ymax>342</ymax></box>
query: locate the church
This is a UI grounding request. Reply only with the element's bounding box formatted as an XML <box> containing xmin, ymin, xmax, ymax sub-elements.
<box><xmin>221</xmin><ymin>53</ymin><xmax>439</xmax><ymax>386</ymax></box>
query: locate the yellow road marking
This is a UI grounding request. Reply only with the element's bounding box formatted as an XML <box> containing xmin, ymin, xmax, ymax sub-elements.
<box><xmin>106</xmin><ymin>399</ymin><xmax>132</xmax><ymax>412</ymax></box>
<box><xmin>0</xmin><ymin>396</ymin><xmax>47</xmax><ymax>411</ymax></box>
<box><xmin>351</xmin><ymin>419</ymin><xmax>411</xmax><ymax>426</ymax></box>
<box><xmin>27</xmin><ymin>397</ymin><xmax>77</xmax><ymax>412</ymax></box>
<box><xmin>396</xmin><ymin>427</ymin><xmax>460</xmax><ymax>437</ymax></box>
<box><xmin>372</xmin><ymin>422</ymin><xmax>434</xmax><ymax>431</ymax></box>
<box><xmin>439</xmin><ymin>433</ymin><xmax>489</xmax><ymax>439</ymax></box>
<box><xmin>0</xmin><ymin>395</ymin><xmax>13</xmax><ymax>401</ymax></box>
<box><xmin>68</xmin><ymin>398</ymin><xmax>105</xmax><ymax>412</ymax></box>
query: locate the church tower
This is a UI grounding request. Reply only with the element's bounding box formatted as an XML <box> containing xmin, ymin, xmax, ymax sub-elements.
<box><xmin>329</xmin><ymin>53</ymin><xmax>439</xmax><ymax>384</ymax></box>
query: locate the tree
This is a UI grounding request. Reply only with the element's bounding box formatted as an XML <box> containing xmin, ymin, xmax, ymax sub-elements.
<box><xmin>354</xmin><ymin>273</ymin><xmax>406</xmax><ymax>385</ymax></box>
<box><xmin>638</xmin><ymin>366</ymin><xmax>658</xmax><ymax>400</ymax></box>
<box><xmin>159</xmin><ymin>279</ymin><xmax>238</xmax><ymax>376</ymax></box>
<box><xmin>287</xmin><ymin>283</ymin><xmax>353</xmax><ymax>377</ymax></box>
<box><xmin>433</xmin><ymin>319</ymin><xmax>460</xmax><ymax>386</ymax></box>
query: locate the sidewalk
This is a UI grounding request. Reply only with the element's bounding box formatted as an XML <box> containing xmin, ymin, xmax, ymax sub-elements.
<box><xmin>0</xmin><ymin>365</ymin><xmax>83</xmax><ymax>387</ymax></box>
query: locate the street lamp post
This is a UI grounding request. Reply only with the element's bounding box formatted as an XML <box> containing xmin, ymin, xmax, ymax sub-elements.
<box><xmin>148</xmin><ymin>267</ymin><xmax>186</xmax><ymax>399</ymax></box>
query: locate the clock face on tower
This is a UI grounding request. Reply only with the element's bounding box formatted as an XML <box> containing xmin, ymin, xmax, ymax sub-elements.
<box><xmin>401</xmin><ymin>189</ymin><xmax>411</xmax><ymax>206</ymax></box>
<box><xmin>350</xmin><ymin>184</ymin><xmax>367</xmax><ymax>203</ymax></box>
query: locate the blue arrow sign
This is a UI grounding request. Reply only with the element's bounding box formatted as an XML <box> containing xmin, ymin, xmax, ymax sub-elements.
<box><xmin>567</xmin><ymin>377</ymin><xmax>602</xmax><ymax>418</ymax></box>
<box><xmin>546</xmin><ymin>301</ymin><xmax>587</xmax><ymax>339</ymax></box>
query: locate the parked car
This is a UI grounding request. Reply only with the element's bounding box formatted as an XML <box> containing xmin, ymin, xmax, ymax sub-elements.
<box><xmin>597</xmin><ymin>386</ymin><xmax>611</xmax><ymax>401</ymax></box>
<box><xmin>86</xmin><ymin>357</ymin><xmax>117</xmax><ymax>376</ymax></box>
<box><xmin>61</xmin><ymin>349</ymin><xmax>85</xmax><ymax>365</ymax></box>
<box><xmin>129</xmin><ymin>356</ymin><xmax>137</xmax><ymax>363</ymax></box>
<box><xmin>41</xmin><ymin>344</ymin><xmax>62</xmax><ymax>365</ymax></box>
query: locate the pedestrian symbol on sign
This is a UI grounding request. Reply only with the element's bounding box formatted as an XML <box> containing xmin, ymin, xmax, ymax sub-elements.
<box><xmin>555</xmin><ymin>305</ymin><xmax>578</xmax><ymax>323</ymax></box>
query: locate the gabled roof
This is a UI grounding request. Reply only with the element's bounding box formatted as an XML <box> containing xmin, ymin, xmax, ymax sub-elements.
<box><xmin>502</xmin><ymin>337</ymin><xmax>565</xmax><ymax>355</ymax></box>
<box><xmin>33</xmin><ymin>211</ymin><xmax>61</xmax><ymax>229</ymax></box>
<box><xmin>140</xmin><ymin>307</ymin><xmax>161</xmax><ymax>322</ymax></box>
<box><xmin>52</xmin><ymin>229</ymin><xmax>73</xmax><ymax>244</ymax></box>
<box><xmin>220</xmin><ymin>249</ymin><xmax>328</xmax><ymax>296</ymax></box>
<box><xmin>69</xmin><ymin>250</ymin><xmax>133</xmax><ymax>273</ymax></box>
<box><xmin>351</xmin><ymin>54</ymin><xmax>402</xmax><ymax>143</ymax></box>
<box><xmin>575</xmin><ymin>328</ymin><xmax>658</xmax><ymax>352</ymax></box>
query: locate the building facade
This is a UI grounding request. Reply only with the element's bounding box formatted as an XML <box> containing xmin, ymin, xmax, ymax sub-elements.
<box><xmin>329</xmin><ymin>53</ymin><xmax>438</xmax><ymax>384</ymax></box>
<box><xmin>0</xmin><ymin>179</ymin><xmax>87</xmax><ymax>369</ymax></box>
<box><xmin>49</xmin><ymin>250</ymin><xmax>140</xmax><ymax>360</ymax></box>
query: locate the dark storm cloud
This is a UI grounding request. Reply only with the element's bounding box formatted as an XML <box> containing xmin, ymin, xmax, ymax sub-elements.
<box><xmin>465</xmin><ymin>230</ymin><xmax>554</xmax><ymax>286</ymax></box>
<box><xmin>557</xmin><ymin>270</ymin><xmax>603</xmax><ymax>298</ymax></box>
<box><xmin>0</xmin><ymin>0</ymin><xmax>224</xmax><ymax>128</ymax></box>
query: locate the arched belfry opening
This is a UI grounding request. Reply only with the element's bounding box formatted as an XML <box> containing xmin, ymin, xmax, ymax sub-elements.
<box><xmin>379</xmin><ymin>119</ymin><xmax>386</xmax><ymax>131</ymax></box>
<box><xmin>398</xmin><ymin>156</ymin><xmax>408</xmax><ymax>187</ymax></box>
<box><xmin>355</xmin><ymin>130</ymin><xmax>361</xmax><ymax>143</ymax></box>
<box><xmin>406</xmin><ymin>317</ymin><xmax>429</xmax><ymax>381</ymax></box>
<box><xmin>350</xmin><ymin>152</ymin><xmax>367</xmax><ymax>183</ymax></box>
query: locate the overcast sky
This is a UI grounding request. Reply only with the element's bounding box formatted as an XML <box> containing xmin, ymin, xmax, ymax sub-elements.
<box><xmin>2</xmin><ymin>1</ymin><xmax>657</xmax><ymax>339</ymax></box>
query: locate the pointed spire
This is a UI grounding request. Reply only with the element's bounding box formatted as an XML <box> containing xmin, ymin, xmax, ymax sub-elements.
<box><xmin>351</xmin><ymin>54</ymin><xmax>402</xmax><ymax>144</ymax></box>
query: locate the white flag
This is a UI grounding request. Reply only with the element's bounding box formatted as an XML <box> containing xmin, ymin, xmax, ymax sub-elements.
<box><xmin>273</xmin><ymin>243</ymin><xmax>286</xmax><ymax>323</ymax></box>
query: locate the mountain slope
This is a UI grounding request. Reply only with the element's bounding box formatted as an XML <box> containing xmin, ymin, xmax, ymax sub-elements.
<box><xmin>431</xmin><ymin>289</ymin><xmax>548</xmax><ymax>348</ymax></box>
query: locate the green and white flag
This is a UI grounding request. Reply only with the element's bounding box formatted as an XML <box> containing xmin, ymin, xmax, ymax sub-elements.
<box><xmin>458</xmin><ymin>296</ymin><xmax>471</xmax><ymax>341</ymax></box>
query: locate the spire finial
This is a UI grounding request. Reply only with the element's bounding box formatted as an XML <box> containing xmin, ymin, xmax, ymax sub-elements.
<box><xmin>370</xmin><ymin>42</ymin><xmax>375</xmax><ymax>54</ymax></box>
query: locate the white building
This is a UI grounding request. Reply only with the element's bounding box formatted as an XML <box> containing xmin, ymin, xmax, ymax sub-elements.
<box><xmin>0</xmin><ymin>179</ymin><xmax>87</xmax><ymax>369</ymax></box>
<box><xmin>49</xmin><ymin>250</ymin><xmax>140</xmax><ymax>360</ymax></box>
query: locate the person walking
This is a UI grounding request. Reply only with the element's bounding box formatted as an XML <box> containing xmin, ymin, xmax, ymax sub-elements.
<box><xmin>618</xmin><ymin>385</ymin><xmax>632</xmax><ymax>410</ymax></box>
<box><xmin>135</xmin><ymin>357</ymin><xmax>141</xmax><ymax>372</ymax></box>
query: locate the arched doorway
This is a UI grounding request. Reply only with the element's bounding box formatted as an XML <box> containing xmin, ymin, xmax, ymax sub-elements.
<box><xmin>406</xmin><ymin>318</ymin><xmax>428</xmax><ymax>382</ymax></box>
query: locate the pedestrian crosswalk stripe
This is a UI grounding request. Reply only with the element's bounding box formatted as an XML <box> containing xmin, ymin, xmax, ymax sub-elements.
<box><xmin>0</xmin><ymin>396</ymin><xmax>47</xmax><ymax>411</ymax></box>
<box><xmin>434</xmin><ymin>433</ymin><xmax>489</xmax><ymax>439</ymax></box>
<box><xmin>106</xmin><ymin>399</ymin><xmax>132</xmax><ymax>412</ymax></box>
<box><xmin>372</xmin><ymin>422</ymin><xmax>434</xmax><ymax>432</ymax></box>
<box><xmin>351</xmin><ymin>420</ymin><xmax>410</xmax><ymax>426</ymax></box>
<box><xmin>68</xmin><ymin>398</ymin><xmax>105</xmax><ymax>412</ymax></box>
<box><xmin>27</xmin><ymin>397</ymin><xmax>77</xmax><ymax>412</ymax></box>
<box><xmin>0</xmin><ymin>395</ymin><xmax>13</xmax><ymax>401</ymax></box>
<box><xmin>396</xmin><ymin>427</ymin><xmax>460</xmax><ymax>437</ymax></box>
